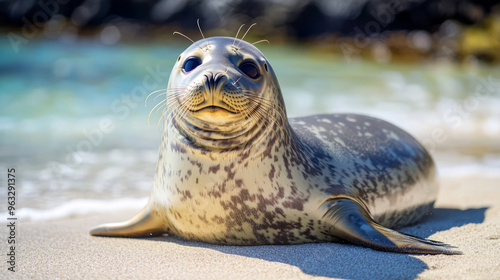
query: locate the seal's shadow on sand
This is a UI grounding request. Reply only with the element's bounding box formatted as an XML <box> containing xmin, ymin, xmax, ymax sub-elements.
<box><xmin>147</xmin><ymin>207</ymin><xmax>486</xmax><ymax>279</ymax></box>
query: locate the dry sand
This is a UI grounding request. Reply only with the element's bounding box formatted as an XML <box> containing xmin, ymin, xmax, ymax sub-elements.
<box><xmin>2</xmin><ymin>176</ymin><xmax>499</xmax><ymax>280</ymax></box>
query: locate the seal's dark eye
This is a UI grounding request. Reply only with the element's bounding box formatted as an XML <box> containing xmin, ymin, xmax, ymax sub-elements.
<box><xmin>183</xmin><ymin>57</ymin><xmax>201</xmax><ymax>73</ymax></box>
<box><xmin>239</xmin><ymin>62</ymin><xmax>260</xmax><ymax>79</ymax></box>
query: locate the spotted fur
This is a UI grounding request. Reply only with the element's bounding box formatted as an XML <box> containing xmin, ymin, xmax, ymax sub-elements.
<box><xmin>91</xmin><ymin>37</ymin><xmax>458</xmax><ymax>254</ymax></box>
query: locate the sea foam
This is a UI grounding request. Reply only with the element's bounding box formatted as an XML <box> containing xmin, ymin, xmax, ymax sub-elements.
<box><xmin>1</xmin><ymin>197</ymin><xmax>147</xmax><ymax>222</ymax></box>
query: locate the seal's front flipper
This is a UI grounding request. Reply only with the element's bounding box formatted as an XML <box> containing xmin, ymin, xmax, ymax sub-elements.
<box><xmin>90</xmin><ymin>206</ymin><xmax>166</xmax><ymax>237</ymax></box>
<box><xmin>322</xmin><ymin>196</ymin><xmax>461</xmax><ymax>255</ymax></box>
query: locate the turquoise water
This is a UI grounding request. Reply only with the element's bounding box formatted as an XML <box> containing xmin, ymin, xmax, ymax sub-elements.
<box><xmin>1</xmin><ymin>38</ymin><xmax>499</xmax><ymax>220</ymax></box>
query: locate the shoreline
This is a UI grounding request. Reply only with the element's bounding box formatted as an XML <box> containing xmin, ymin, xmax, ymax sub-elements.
<box><xmin>3</xmin><ymin>176</ymin><xmax>499</xmax><ymax>279</ymax></box>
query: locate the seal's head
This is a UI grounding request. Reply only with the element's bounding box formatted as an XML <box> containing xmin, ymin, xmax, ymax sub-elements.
<box><xmin>166</xmin><ymin>36</ymin><xmax>286</xmax><ymax>151</ymax></box>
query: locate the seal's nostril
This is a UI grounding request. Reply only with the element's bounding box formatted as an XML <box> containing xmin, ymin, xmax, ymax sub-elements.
<box><xmin>204</xmin><ymin>72</ymin><xmax>215</xmax><ymax>91</ymax></box>
<box><xmin>214</xmin><ymin>72</ymin><xmax>227</xmax><ymax>87</ymax></box>
<box><xmin>214</xmin><ymin>72</ymin><xmax>223</xmax><ymax>82</ymax></box>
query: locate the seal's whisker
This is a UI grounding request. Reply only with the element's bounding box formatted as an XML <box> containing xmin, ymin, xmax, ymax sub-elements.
<box><xmin>232</xmin><ymin>24</ymin><xmax>246</xmax><ymax>48</ymax></box>
<box><xmin>155</xmin><ymin>101</ymin><xmax>170</xmax><ymax>114</ymax></box>
<box><xmin>238</xmin><ymin>39</ymin><xmax>270</xmax><ymax>51</ymax></box>
<box><xmin>153</xmin><ymin>89</ymin><xmax>184</xmax><ymax>102</ymax></box>
<box><xmin>157</xmin><ymin>107</ymin><xmax>168</xmax><ymax>131</ymax></box>
<box><xmin>173</xmin><ymin>31</ymin><xmax>205</xmax><ymax>51</ymax></box>
<box><xmin>238</xmin><ymin>103</ymin><xmax>270</xmax><ymax>144</ymax></box>
<box><xmin>166</xmin><ymin>88</ymin><xmax>186</xmax><ymax>93</ymax></box>
<box><xmin>166</xmin><ymin>94</ymin><xmax>187</xmax><ymax>111</ymax></box>
<box><xmin>243</xmin><ymin>94</ymin><xmax>286</xmax><ymax>138</ymax></box>
<box><xmin>162</xmin><ymin>98</ymin><xmax>182</xmax><ymax>112</ymax></box>
<box><xmin>257</xmin><ymin>105</ymin><xmax>283</xmax><ymax>138</ymax></box>
<box><xmin>163</xmin><ymin>104</ymin><xmax>180</xmax><ymax>133</ymax></box>
<box><xmin>269</xmin><ymin>111</ymin><xmax>286</xmax><ymax>138</ymax></box>
<box><xmin>252</xmin><ymin>39</ymin><xmax>270</xmax><ymax>45</ymax></box>
<box><xmin>165</xmin><ymin>91</ymin><xmax>184</xmax><ymax>97</ymax></box>
<box><xmin>186</xmin><ymin>99</ymin><xmax>197</xmax><ymax>118</ymax></box>
<box><xmin>245</xmin><ymin>91</ymin><xmax>287</xmax><ymax>123</ymax></box>
<box><xmin>161</xmin><ymin>106</ymin><xmax>175</xmax><ymax>131</ymax></box>
<box><xmin>158</xmin><ymin>107</ymin><xmax>173</xmax><ymax>133</ymax></box>
<box><xmin>166</xmin><ymin>102</ymin><xmax>183</xmax><ymax>129</ymax></box>
<box><xmin>242</xmin><ymin>91</ymin><xmax>287</xmax><ymax>124</ymax></box>
<box><xmin>164</xmin><ymin>99</ymin><xmax>181</xmax><ymax>109</ymax></box>
<box><xmin>172</xmin><ymin>94</ymin><xmax>195</xmax><ymax>123</ymax></box>
<box><xmin>178</xmin><ymin>95</ymin><xmax>192</xmax><ymax>119</ymax></box>
<box><xmin>232</xmin><ymin>76</ymin><xmax>242</xmax><ymax>86</ymax></box>
<box><xmin>237</xmin><ymin>23</ymin><xmax>257</xmax><ymax>48</ymax></box>
<box><xmin>176</xmin><ymin>100</ymin><xmax>196</xmax><ymax>132</ymax></box>
<box><xmin>164</xmin><ymin>95</ymin><xmax>180</xmax><ymax>105</ymax></box>
<box><xmin>197</xmin><ymin>19</ymin><xmax>210</xmax><ymax>51</ymax></box>
<box><xmin>236</xmin><ymin>101</ymin><xmax>261</xmax><ymax>136</ymax></box>
<box><xmin>148</xmin><ymin>99</ymin><xmax>169</xmax><ymax>126</ymax></box>
<box><xmin>250</xmin><ymin>101</ymin><xmax>279</xmax><ymax>140</ymax></box>
<box><xmin>250</xmin><ymin>104</ymin><xmax>276</xmax><ymax>138</ymax></box>
<box><xmin>145</xmin><ymin>88</ymin><xmax>168</xmax><ymax>106</ymax></box>
<box><xmin>154</xmin><ymin>93</ymin><xmax>167</xmax><ymax>101</ymax></box>
<box><xmin>164</xmin><ymin>90</ymin><xmax>186</xmax><ymax>99</ymax></box>
<box><xmin>164</xmin><ymin>98</ymin><xmax>185</xmax><ymax>114</ymax></box>
<box><xmin>158</xmin><ymin>92</ymin><xmax>187</xmax><ymax>134</ymax></box>
<box><xmin>159</xmin><ymin>92</ymin><xmax>190</xmax><ymax>130</ymax></box>
<box><xmin>167</xmin><ymin>87</ymin><xmax>185</xmax><ymax>90</ymax></box>
<box><xmin>234</xmin><ymin>99</ymin><xmax>252</xmax><ymax>123</ymax></box>
<box><xmin>243</xmin><ymin>95</ymin><xmax>281</xmax><ymax>140</ymax></box>
<box><xmin>164</xmin><ymin>92</ymin><xmax>185</xmax><ymax>104</ymax></box>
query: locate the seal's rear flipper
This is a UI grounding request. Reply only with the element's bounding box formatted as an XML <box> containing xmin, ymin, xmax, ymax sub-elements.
<box><xmin>90</xmin><ymin>206</ymin><xmax>166</xmax><ymax>237</ymax></box>
<box><xmin>322</xmin><ymin>197</ymin><xmax>461</xmax><ymax>255</ymax></box>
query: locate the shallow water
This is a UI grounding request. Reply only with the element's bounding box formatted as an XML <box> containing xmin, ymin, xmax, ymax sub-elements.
<box><xmin>1</xmin><ymin>38</ymin><xmax>499</xmax><ymax>221</ymax></box>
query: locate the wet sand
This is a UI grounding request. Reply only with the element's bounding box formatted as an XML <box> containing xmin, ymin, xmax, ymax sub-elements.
<box><xmin>4</xmin><ymin>176</ymin><xmax>500</xmax><ymax>280</ymax></box>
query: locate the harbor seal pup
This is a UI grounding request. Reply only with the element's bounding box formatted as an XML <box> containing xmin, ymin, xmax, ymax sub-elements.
<box><xmin>90</xmin><ymin>36</ymin><xmax>460</xmax><ymax>254</ymax></box>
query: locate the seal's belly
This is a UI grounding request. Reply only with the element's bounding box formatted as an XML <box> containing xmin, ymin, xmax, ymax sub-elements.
<box><xmin>162</xmin><ymin>180</ymin><xmax>331</xmax><ymax>245</ymax></box>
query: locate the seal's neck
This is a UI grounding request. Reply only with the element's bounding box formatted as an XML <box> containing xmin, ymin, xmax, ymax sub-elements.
<box><xmin>170</xmin><ymin>107</ymin><xmax>294</xmax><ymax>152</ymax></box>
<box><xmin>165</xmin><ymin>116</ymin><xmax>297</xmax><ymax>161</ymax></box>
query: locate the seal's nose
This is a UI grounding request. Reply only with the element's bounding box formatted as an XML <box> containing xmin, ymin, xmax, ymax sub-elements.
<box><xmin>203</xmin><ymin>71</ymin><xmax>227</xmax><ymax>105</ymax></box>
<box><xmin>204</xmin><ymin>72</ymin><xmax>226</xmax><ymax>91</ymax></box>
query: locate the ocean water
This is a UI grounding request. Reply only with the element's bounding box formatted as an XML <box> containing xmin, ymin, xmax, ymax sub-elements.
<box><xmin>1</xmin><ymin>38</ymin><xmax>499</xmax><ymax>221</ymax></box>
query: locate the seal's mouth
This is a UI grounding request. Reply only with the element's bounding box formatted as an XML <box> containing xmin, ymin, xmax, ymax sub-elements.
<box><xmin>186</xmin><ymin>103</ymin><xmax>244</xmax><ymax>126</ymax></box>
<box><xmin>193</xmin><ymin>105</ymin><xmax>238</xmax><ymax>114</ymax></box>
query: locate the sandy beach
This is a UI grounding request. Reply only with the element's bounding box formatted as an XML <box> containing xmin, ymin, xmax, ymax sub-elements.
<box><xmin>2</xmin><ymin>175</ymin><xmax>498</xmax><ymax>280</ymax></box>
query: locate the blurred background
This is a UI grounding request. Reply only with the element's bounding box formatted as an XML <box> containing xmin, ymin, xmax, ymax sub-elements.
<box><xmin>0</xmin><ymin>0</ymin><xmax>499</xmax><ymax>221</ymax></box>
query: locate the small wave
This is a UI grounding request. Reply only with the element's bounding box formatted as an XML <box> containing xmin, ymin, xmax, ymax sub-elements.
<box><xmin>438</xmin><ymin>162</ymin><xmax>500</xmax><ymax>178</ymax></box>
<box><xmin>1</xmin><ymin>197</ymin><xmax>148</xmax><ymax>222</ymax></box>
